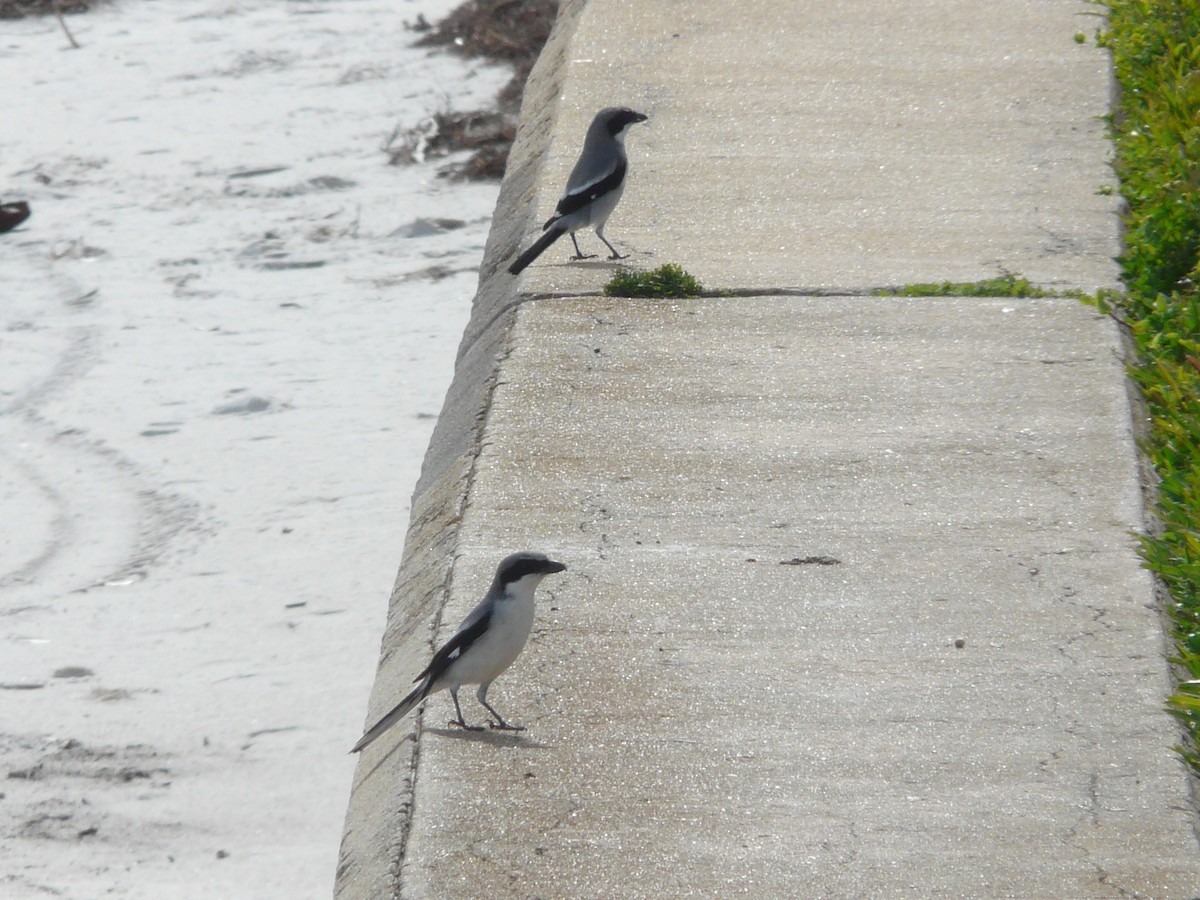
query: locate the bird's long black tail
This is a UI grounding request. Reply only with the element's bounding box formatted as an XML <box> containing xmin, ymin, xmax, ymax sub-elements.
<box><xmin>350</xmin><ymin>678</ymin><xmax>432</xmax><ymax>753</ymax></box>
<box><xmin>508</xmin><ymin>225</ymin><xmax>566</xmax><ymax>275</ymax></box>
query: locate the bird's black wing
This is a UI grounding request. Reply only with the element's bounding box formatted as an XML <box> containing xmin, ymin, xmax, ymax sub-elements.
<box><xmin>545</xmin><ymin>159</ymin><xmax>626</xmax><ymax>227</ymax></box>
<box><xmin>411</xmin><ymin>605</ymin><xmax>493</xmax><ymax>685</ymax></box>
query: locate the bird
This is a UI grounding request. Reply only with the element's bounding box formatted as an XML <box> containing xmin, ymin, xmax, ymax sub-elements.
<box><xmin>351</xmin><ymin>551</ymin><xmax>567</xmax><ymax>753</ymax></box>
<box><xmin>507</xmin><ymin>106</ymin><xmax>648</xmax><ymax>275</ymax></box>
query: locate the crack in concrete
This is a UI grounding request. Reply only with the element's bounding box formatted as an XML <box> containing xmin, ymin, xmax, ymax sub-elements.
<box><xmin>516</xmin><ymin>285</ymin><xmax>913</xmax><ymax>303</ymax></box>
<box><xmin>514</xmin><ymin>283</ymin><xmax>1102</xmax><ymax>303</ymax></box>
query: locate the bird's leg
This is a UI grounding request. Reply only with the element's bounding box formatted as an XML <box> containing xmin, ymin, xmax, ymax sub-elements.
<box><xmin>597</xmin><ymin>232</ymin><xmax>627</xmax><ymax>261</ymax></box>
<box><xmin>569</xmin><ymin>233</ymin><xmax>597</xmax><ymax>261</ymax></box>
<box><xmin>449</xmin><ymin>688</ymin><xmax>483</xmax><ymax>732</ymax></box>
<box><xmin>478</xmin><ymin>683</ymin><xmax>525</xmax><ymax>732</ymax></box>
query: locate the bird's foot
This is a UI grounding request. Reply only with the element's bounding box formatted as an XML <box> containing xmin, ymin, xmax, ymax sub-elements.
<box><xmin>607</xmin><ymin>251</ymin><xmax>628</xmax><ymax>260</ymax></box>
<box><xmin>488</xmin><ymin>720</ymin><xmax>526</xmax><ymax>732</ymax></box>
<box><xmin>570</xmin><ymin>252</ymin><xmax>598</xmax><ymax>261</ymax></box>
<box><xmin>450</xmin><ymin>719</ymin><xmax>485</xmax><ymax>732</ymax></box>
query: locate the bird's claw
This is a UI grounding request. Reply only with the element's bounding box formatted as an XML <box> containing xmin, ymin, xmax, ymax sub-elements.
<box><xmin>450</xmin><ymin>719</ymin><xmax>485</xmax><ymax>732</ymax></box>
<box><xmin>570</xmin><ymin>252</ymin><xmax>598</xmax><ymax>261</ymax></box>
<box><xmin>488</xmin><ymin>720</ymin><xmax>526</xmax><ymax>732</ymax></box>
<box><xmin>607</xmin><ymin>251</ymin><xmax>628</xmax><ymax>260</ymax></box>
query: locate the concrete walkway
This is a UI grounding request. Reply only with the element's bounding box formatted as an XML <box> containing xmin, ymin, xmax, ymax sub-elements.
<box><xmin>339</xmin><ymin>1</ymin><xmax>1200</xmax><ymax>896</ymax></box>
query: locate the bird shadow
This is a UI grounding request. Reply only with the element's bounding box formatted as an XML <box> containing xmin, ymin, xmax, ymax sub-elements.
<box><xmin>424</xmin><ymin>724</ymin><xmax>552</xmax><ymax>750</ymax></box>
<box><xmin>566</xmin><ymin>259</ymin><xmax>621</xmax><ymax>269</ymax></box>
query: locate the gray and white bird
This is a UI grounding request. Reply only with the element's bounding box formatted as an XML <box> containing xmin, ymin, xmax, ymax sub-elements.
<box><xmin>508</xmin><ymin>106</ymin><xmax>648</xmax><ymax>275</ymax></box>
<box><xmin>351</xmin><ymin>551</ymin><xmax>567</xmax><ymax>753</ymax></box>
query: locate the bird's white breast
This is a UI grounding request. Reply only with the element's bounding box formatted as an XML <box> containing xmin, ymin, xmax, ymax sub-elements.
<box><xmin>446</xmin><ymin>580</ymin><xmax>538</xmax><ymax>685</ymax></box>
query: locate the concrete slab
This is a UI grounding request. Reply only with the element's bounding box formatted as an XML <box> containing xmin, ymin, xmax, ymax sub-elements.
<box><xmin>502</xmin><ymin>0</ymin><xmax>1122</xmax><ymax>296</ymax></box>
<box><xmin>395</xmin><ymin>295</ymin><xmax>1200</xmax><ymax>896</ymax></box>
<box><xmin>340</xmin><ymin>0</ymin><xmax>1200</xmax><ymax>896</ymax></box>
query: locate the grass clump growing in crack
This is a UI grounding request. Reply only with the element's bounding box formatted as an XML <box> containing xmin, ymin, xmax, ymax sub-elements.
<box><xmin>877</xmin><ymin>272</ymin><xmax>1081</xmax><ymax>299</ymax></box>
<box><xmin>1097</xmin><ymin>0</ymin><xmax>1200</xmax><ymax>770</ymax></box>
<box><xmin>603</xmin><ymin>264</ymin><xmax>703</xmax><ymax>298</ymax></box>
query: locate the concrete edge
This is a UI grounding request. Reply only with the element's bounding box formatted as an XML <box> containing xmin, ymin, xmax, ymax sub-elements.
<box><xmin>334</xmin><ymin>2</ymin><xmax>587</xmax><ymax>897</ymax></box>
<box><xmin>1113</xmin><ymin>312</ymin><xmax>1200</xmax><ymax>823</ymax></box>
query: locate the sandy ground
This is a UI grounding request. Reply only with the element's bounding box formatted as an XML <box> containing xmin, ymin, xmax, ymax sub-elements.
<box><xmin>0</xmin><ymin>1</ymin><xmax>505</xmax><ymax>896</ymax></box>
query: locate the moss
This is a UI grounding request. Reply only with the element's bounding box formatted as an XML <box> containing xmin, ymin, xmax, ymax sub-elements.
<box><xmin>876</xmin><ymin>273</ymin><xmax>1076</xmax><ymax>299</ymax></box>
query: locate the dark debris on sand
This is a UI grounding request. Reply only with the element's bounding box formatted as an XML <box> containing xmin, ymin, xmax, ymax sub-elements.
<box><xmin>387</xmin><ymin>0</ymin><xmax>558</xmax><ymax>180</ymax></box>
<box><xmin>0</xmin><ymin>0</ymin><xmax>91</xmax><ymax>18</ymax></box>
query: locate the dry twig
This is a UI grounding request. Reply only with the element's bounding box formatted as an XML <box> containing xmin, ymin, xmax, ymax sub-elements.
<box><xmin>54</xmin><ymin>0</ymin><xmax>81</xmax><ymax>48</ymax></box>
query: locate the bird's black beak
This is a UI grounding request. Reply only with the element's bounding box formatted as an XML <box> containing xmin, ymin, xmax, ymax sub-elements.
<box><xmin>544</xmin><ymin>560</ymin><xmax>568</xmax><ymax>574</ymax></box>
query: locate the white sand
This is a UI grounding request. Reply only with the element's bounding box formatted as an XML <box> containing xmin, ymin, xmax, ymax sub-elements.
<box><xmin>0</xmin><ymin>1</ymin><xmax>504</xmax><ymax>895</ymax></box>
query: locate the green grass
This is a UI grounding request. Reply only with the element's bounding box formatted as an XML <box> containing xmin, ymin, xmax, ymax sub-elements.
<box><xmin>876</xmin><ymin>272</ymin><xmax>1077</xmax><ymax>298</ymax></box>
<box><xmin>603</xmin><ymin>263</ymin><xmax>703</xmax><ymax>298</ymax></box>
<box><xmin>1099</xmin><ymin>0</ymin><xmax>1200</xmax><ymax>768</ymax></box>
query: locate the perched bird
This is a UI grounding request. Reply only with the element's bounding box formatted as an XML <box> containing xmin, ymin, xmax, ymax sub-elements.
<box><xmin>508</xmin><ymin>106</ymin><xmax>648</xmax><ymax>275</ymax></box>
<box><xmin>351</xmin><ymin>551</ymin><xmax>567</xmax><ymax>753</ymax></box>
